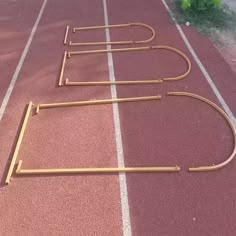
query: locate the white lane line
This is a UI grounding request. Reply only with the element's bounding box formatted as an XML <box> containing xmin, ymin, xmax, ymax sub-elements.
<box><xmin>0</xmin><ymin>0</ymin><xmax>48</xmax><ymax>121</ymax></box>
<box><xmin>162</xmin><ymin>0</ymin><xmax>236</xmax><ymax>127</ymax></box>
<box><xmin>102</xmin><ymin>0</ymin><xmax>132</xmax><ymax>235</ymax></box>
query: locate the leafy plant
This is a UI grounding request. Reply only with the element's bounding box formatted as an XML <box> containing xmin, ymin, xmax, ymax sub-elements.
<box><xmin>180</xmin><ymin>0</ymin><xmax>221</xmax><ymax>11</ymax></box>
<box><xmin>175</xmin><ymin>0</ymin><xmax>236</xmax><ymax>37</ymax></box>
<box><xmin>181</xmin><ymin>0</ymin><xmax>191</xmax><ymax>10</ymax></box>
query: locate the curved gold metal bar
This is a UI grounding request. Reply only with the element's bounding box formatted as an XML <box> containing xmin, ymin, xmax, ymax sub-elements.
<box><xmin>69</xmin><ymin>22</ymin><xmax>155</xmax><ymax>46</ymax></box>
<box><xmin>64</xmin><ymin>45</ymin><xmax>191</xmax><ymax>86</ymax></box>
<box><xmin>167</xmin><ymin>91</ymin><xmax>236</xmax><ymax>172</ymax></box>
<box><xmin>151</xmin><ymin>46</ymin><xmax>191</xmax><ymax>81</ymax></box>
<box><xmin>130</xmin><ymin>23</ymin><xmax>156</xmax><ymax>44</ymax></box>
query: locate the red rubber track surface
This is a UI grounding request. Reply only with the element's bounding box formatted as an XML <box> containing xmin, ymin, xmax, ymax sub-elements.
<box><xmin>0</xmin><ymin>0</ymin><xmax>44</xmax><ymax>104</ymax></box>
<box><xmin>107</xmin><ymin>0</ymin><xmax>236</xmax><ymax>235</ymax></box>
<box><xmin>0</xmin><ymin>0</ymin><xmax>122</xmax><ymax>235</ymax></box>
<box><xmin>0</xmin><ymin>0</ymin><xmax>235</xmax><ymax>235</ymax></box>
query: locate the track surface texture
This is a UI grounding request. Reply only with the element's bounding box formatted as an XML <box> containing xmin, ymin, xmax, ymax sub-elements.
<box><xmin>0</xmin><ymin>0</ymin><xmax>235</xmax><ymax>235</ymax></box>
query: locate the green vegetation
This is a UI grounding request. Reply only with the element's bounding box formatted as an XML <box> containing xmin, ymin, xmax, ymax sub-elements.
<box><xmin>174</xmin><ymin>0</ymin><xmax>236</xmax><ymax>36</ymax></box>
<box><xmin>181</xmin><ymin>0</ymin><xmax>221</xmax><ymax>11</ymax></box>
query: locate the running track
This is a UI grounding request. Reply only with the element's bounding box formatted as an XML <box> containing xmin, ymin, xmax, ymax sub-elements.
<box><xmin>0</xmin><ymin>0</ymin><xmax>235</xmax><ymax>235</ymax></box>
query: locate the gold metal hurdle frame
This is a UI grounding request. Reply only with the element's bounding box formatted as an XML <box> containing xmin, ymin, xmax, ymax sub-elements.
<box><xmin>5</xmin><ymin>95</ymin><xmax>181</xmax><ymax>185</ymax></box>
<box><xmin>58</xmin><ymin>45</ymin><xmax>191</xmax><ymax>86</ymax></box>
<box><xmin>64</xmin><ymin>23</ymin><xmax>156</xmax><ymax>46</ymax></box>
<box><xmin>5</xmin><ymin>92</ymin><xmax>234</xmax><ymax>184</ymax></box>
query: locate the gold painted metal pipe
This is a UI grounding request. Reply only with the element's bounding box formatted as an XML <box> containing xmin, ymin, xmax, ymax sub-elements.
<box><xmin>16</xmin><ymin>160</ymin><xmax>180</xmax><ymax>175</ymax></box>
<box><xmin>69</xmin><ymin>22</ymin><xmax>155</xmax><ymax>46</ymax></box>
<box><xmin>63</xmin><ymin>26</ymin><xmax>69</xmax><ymax>45</ymax></box>
<box><xmin>64</xmin><ymin>78</ymin><xmax>163</xmax><ymax>86</ymax></box>
<box><xmin>68</xmin><ymin>46</ymin><xmax>150</xmax><ymax>57</ymax></box>
<box><xmin>5</xmin><ymin>102</ymin><xmax>33</xmax><ymax>184</ymax></box>
<box><xmin>73</xmin><ymin>23</ymin><xmax>130</xmax><ymax>32</ymax></box>
<box><xmin>35</xmin><ymin>95</ymin><xmax>161</xmax><ymax>113</ymax></box>
<box><xmin>167</xmin><ymin>91</ymin><xmax>236</xmax><ymax>172</ymax></box>
<box><xmin>64</xmin><ymin>45</ymin><xmax>191</xmax><ymax>86</ymax></box>
<box><xmin>58</xmin><ymin>51</ymin><xmax>67</xmax><ymax>86</ymax></box>
<box><xmin>152</xmin><ymin>46</ymin><xmax>191</xmax><ymax>82</ymax></box>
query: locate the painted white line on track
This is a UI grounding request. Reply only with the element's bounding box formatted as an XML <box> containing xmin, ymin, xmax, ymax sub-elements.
<box><xmin>102</xmin><ymin>0</ymin><xmax>132</xmax><ymax>235</ymax></box>
<box><xmin>162</xmin><ymin>0</ymin><xmax>236</xmax><ymax>127</ymax></box>
<box><xmin>0</xmin><ymin>0</ymin><xmax>48</xmax><ymax>121</ymax></box>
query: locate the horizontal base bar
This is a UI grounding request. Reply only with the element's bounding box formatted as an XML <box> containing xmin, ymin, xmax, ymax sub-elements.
<box><xmin>35</xmin><ymin>95</ymin><xmax>161</xmax><ymax>112</ymax></box>
<box><xmin>16</xmin><ymin>161</ymin><xmax>180</xmax><ymax>175</ymax></box>
<box><xmin>188</xmin><ymin>167</ymin><xmax>217</xmax><ymax>172</ymax></box>
<box><xmin>73</xmin><ymin>23</ymin><xmax>130</xmax><ymax>31</ymax></box>
<box><xmin>65</xmin><ymin>78</ymin><xmax>163</xmax><ymax>86</ymax></box>
<box><xmin>69</xmin><ymin>40</ymin><xmax>133</xmax><ymax>46</ymax></box>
